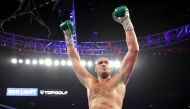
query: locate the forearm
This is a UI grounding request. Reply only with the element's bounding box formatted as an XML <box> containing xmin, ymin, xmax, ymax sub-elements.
<box><xmin>125</xmin><ymin>30</ymin><xmax>139</xmax><ymax>52</ymax></box>
<box><xmin>112</xmin><ymin>6</ymin><xmax>139</xmax><ymax>52</ymax></box>
<box><xmin>121</xmin><ymin>15</ymin><xmax>139</xmax><ymax>52</ymax></box>
<box><xmin>67</xmin><ymin>44</ymin><xmax>81</xmax><ymax>63</ymax></box>
<box><xmin>61</xmin><ymin>22</ymin><xmax>81</xmax><ymax>63</ymax></box>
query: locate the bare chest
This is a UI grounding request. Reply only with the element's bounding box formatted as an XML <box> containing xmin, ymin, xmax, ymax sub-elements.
<box><xmin>87</xmin><ymin>83</ymin><xmax>126</xmax><ymax>101</ymax></box>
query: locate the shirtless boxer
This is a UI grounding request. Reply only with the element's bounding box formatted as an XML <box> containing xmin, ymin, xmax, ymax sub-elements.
<box><xmin>60</xmin><ymin>5</ymin><xmax>139</xmax><ymax>109</ymax></box>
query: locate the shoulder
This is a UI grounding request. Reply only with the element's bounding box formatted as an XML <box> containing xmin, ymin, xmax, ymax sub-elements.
<box><xmin>87</xmin><ymin>78</ymin><xmax>98</xmax><ymax>89</ymax></box>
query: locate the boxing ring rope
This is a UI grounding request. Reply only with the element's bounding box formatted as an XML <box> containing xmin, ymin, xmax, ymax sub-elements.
<box><xmin>0</xmin><ymin>24</ymin><xmax>190</xmax><ymax>56</ymax></box>
<box><xmin>0</xmin><ymin>104</ymin><xmax>17</xmax><ymax>109</ymax></box>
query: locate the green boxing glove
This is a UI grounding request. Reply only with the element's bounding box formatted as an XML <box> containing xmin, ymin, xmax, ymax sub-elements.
<box><xmin>60</xmin><ymin>20</ymin><xmax>74</xmax><ymax>34</ymax></box>
<box><xmin>60</xmin><ymin>20</ymin><xmax>75</xmax><ymax>46</ymax></box>
<box><xmin>114</xmin><ymin>5</ymin><xmax>128</xmax><ymax>17</ymax></box>
<box><xmin>112</xmin><ymin>5</ymin><xmax>134</xmax><ymax>31</ymax></box>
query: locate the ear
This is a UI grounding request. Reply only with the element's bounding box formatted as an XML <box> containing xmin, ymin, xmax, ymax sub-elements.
<box><xmin>110</xmin><ymin>67</ymin><xmax>113</xmax><ymax>72</ymax></box>
<box><xmin>95</xmin><ymin>66</ymin><xmax>98</xmax><ymax>73</ymax></box>
<box><xmin>109</xmin><ymin>66</ymin><xmax>112</xmax><ymax>73</ymax></box>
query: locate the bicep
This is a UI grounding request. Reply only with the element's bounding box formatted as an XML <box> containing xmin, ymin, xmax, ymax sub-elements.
<box><xmin>72</xmin><ymin>60</ymin><xmax>95</xmax><ymax>88</ymax></box>
<box><xmin>114</xmin><ymin>50</ymin><xmax>139</xmax><ymax>85</ymax></box>
<box><xmin>67</xmin><ymin>45</ymin><xmax>95</xmax><ymax>88</ymax></box>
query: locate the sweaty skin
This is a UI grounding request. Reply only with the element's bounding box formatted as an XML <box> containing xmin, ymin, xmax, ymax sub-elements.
<box><xmin>88</xmin><ymin>81</ymin><xmax>126</xmax><ymax>109</ymax></box>
<box><xmin>64</xmin><ymin>7</ymin><xmax>139</xmax><ymax>109</ymax></box>
<box><xmin>87</xmin><ymin>78</ymin><xmax>126</xmax><ymax>109</ymax></box>
<box><xmin>87</xmin><ymin>57</ymin><xmax>125</xmax><ymax>109</ymax></box>
<box><xmin>66</xmin><ymin>30</ymin><xmax>139</xmax><ymax>109</ymax></box>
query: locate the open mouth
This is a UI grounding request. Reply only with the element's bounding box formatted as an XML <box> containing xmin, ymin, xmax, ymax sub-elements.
<box><xmin>101</xmin><ymin>72</ymin><xmax>108</xmax><ymax>78</ymax></box>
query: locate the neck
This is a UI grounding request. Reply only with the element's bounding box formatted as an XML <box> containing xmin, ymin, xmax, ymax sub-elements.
<box><xmin>98</xmin><ymin>76</ymin><xmax>111</xmax><ymax>83</ymax></box>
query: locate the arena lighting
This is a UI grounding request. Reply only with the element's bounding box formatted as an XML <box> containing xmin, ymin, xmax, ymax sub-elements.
<box><xmin>45</xmin><ymin>58</ymin><xmax>52</xmax><ymax>66</ymax></box>
<box><xmin>32</xmin><ymin>59</ymin><xmax>38</xmax><ymax>65</ymax></box>
<box><xmin>60</xmin><ymin>60</ymin><xmax>66</xmax><ymax>66</ymax></box>
<box><xmin>109</xmin><ymin>61</ymin><xmax>114</xmax><ymax>68</ymax></box>
<box><xmin>67</xmin><ymin>60</ymin><xmax>72</xmax><ymax>66</ymax></box>
<box><xmin>113</xmin><ymin>60</ymin><xmax>121</xmax><ymax>69</ymax></box>
<box><xmin>1</xmin><ymin>24</ymin><xmax>190</xmax><ymax>56</ymax></box>
<box><xmin>25</xmin><ymin>59</ymin><xmax>31</xmax><ymax>65</ymax></box>
<box><xmin>39</xmin><ymin>59</ymin><xmax>44</xmax><ymax>65</ymax></box>
<box><xmin>18</xmin><ymin>59</ymin><xmax>23</xmax><ymax>63</ymax></box>
<box><xmin>11</xmin><ymin>58</ymin><xmax>17</xmax><ymax>64</ymax></box>
<box><xmin>87</xmin><ymin>61</ymin><xmax>93</xmax><ymax>67</ymax></box>
<box><xmin>10</xmin><ymin>58</ymin><xmax>122</xmax><ymax>68</ymax></box>
<box><xmin>54</xmin><ymin>60</ymin><xmax>60</xmax><ymax>66</ymax></box>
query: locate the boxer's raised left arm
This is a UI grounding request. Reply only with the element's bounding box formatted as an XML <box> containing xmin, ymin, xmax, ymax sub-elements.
<box><xmin>118</xmin><ymin>30</ymin><xmax>139</xmax><ymax>85</ymax></box>
<box><xmin>112</xmin><ymin>6</ymin><xmax>139</xmax><ymax>85</ymax></box>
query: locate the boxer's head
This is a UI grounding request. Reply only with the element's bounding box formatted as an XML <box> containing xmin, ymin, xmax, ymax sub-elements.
<box><xmin>95</xmin><ymin>57</ymin><xmax>112</xmax><ymax>79</ymax></box>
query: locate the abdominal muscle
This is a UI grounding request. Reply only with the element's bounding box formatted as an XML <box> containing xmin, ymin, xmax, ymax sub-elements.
<box><xmin>89</xmin><ymin>96</ymin><xmax>121</xmax><ymax>109</ymax></box>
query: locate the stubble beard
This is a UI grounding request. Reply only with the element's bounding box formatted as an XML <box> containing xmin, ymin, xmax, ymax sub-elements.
<box><xmin>101</xmin><ymin>72</ymin><xmax>110</xmax><ymax>79</ymax></box>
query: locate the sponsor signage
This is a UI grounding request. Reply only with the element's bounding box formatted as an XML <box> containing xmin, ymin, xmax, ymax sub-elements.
<box><xmin>40</xmin><ymin>90</ymin><xmax>68</xmax><ymax>96</ymax></box>
<box><xmin>6</xmin><ymin>88</ymin><xmax>38</xmax><ymax>96</ymax></box>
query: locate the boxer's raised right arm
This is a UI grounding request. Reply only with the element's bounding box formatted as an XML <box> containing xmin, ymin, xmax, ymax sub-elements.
<box><xmin>67</xmin><ymin>44</ymin><xmax>95</xmax><ymax>88</ymax></box>
<box><xmin>60</xmin><ymin>20</ymin><xmax>95</xmax><ymax>88</ymax></box>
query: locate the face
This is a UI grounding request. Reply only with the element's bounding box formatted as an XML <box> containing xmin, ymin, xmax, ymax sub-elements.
<box><xmin>95</xmin><ymin>57</ymin><xmax>112</xmax><ymax>79</ymax></box>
